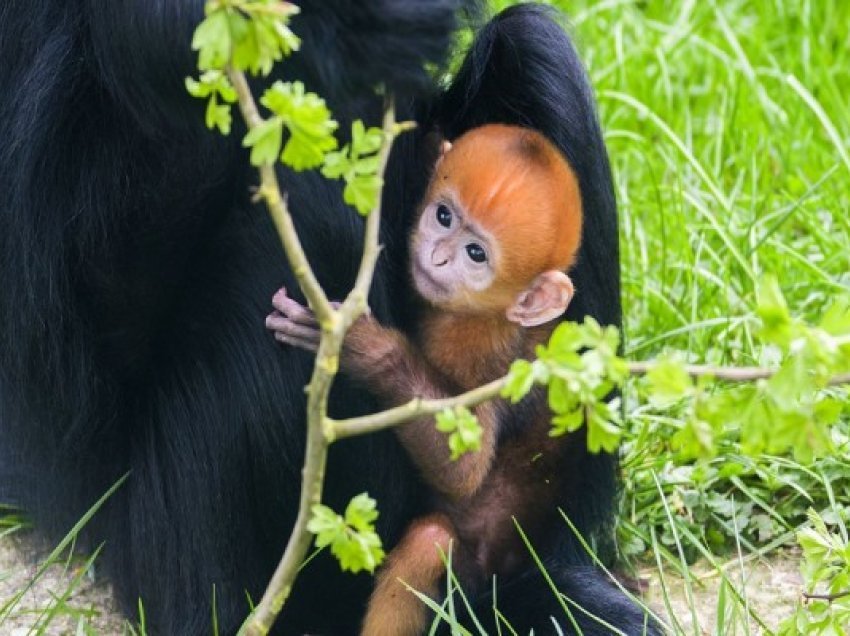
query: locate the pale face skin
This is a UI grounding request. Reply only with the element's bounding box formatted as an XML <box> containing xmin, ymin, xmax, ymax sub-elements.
<box><xmin>410</xmin><ymin>195</ymin><xmax>498</xmax><ymax>306</ymax></box>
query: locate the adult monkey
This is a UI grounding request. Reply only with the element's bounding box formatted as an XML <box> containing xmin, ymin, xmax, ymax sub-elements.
<box><xmin>0</xmin><ymin>2</ymin><xmax>650</xmax><ymax>635</ymax></box>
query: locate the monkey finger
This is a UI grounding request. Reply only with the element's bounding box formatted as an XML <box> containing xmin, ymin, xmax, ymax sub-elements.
<box><xmin>274</xmin><ymin>332</ymin><xmax>319</xmax><ymax>353</ymax></box>
<box><xmin>271</xmin><ymin>289</ymin><xmax>318</xmax><ymax>326</ymax></box>
<box><xmin>266</xmin><ymin>314</ymin><xmax>321</xmax><ymax>342</ymax></box>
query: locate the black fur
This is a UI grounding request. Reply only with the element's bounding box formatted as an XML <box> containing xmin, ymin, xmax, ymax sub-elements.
<box><xmin>0</xmin><ymin>1</ymin><xmax>654</xmax><ymax>634</ymax></box>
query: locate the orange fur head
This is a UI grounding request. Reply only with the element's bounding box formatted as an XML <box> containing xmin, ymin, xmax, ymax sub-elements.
<box><xmin>412</xmin><ymin>124</ymin><xmax>582</xmax><ymax>317</ymax></box>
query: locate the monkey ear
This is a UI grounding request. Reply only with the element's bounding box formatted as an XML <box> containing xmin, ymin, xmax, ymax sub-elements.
<box><xmin>435</xmin><ymin>140</ymin><xmax>453</xmax><ymax>168</ymax></box>
<box><xmin>506</xmin><ymin>271</ymin><xmax>574</xmax><ymax>327</ymax></box>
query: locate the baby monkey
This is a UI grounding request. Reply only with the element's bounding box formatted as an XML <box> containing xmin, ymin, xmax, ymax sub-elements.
<box><xmin>267</xmin><ymin>124</ymin><xmax>582</xmax><ymax>635</ymax></box>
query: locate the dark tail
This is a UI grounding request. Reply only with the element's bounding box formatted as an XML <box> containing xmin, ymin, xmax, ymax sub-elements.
<box><xmin>432</xmin><ymin>6</ymin><xmax>644</xmax><ymax>634</ymax></box>
<box><xmin>435</xmin><ymin>3</ymin><xmax>621</xmax><ymax>331</ymax></box>
<box><xmin>450</xmin><ymin>564</ymin><xmax>664</xmax><ymax>635</ymax></box>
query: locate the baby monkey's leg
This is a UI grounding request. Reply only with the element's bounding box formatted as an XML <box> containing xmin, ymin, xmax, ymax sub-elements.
<box><xmin>361</xmin><ymin>514</ymin><xmax>455</xmax><ymax>636</ymax></box>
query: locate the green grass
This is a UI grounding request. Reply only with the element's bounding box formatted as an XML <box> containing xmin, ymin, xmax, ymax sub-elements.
<box><xmin>581</xmin><ymin>0</ymin><xmax>850</xmax><ymax>355</ymax></box>
<box><xmin>0</xmin><ymin>479</ymin><xmax>140</xmax><ymax>635</ymax></box>
<box><xmin>554</xmin><ymin>0</ymin><xmax>850</xmax><ymax>631</ymax></box>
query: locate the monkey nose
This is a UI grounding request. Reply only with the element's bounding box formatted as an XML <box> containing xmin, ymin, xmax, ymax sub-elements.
<box><xmin>431</xmin><ymin>247</ymin><xmax>451</xmax><ymax>267</ymax></box>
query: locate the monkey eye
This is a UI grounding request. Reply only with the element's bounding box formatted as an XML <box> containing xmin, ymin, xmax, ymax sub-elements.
<box><xmin>436</xmin><ymin>204</ymin><xmax>452</xmax><ymax>228</ymax></box>
<box><xmin>465</xmin><ymin>243</ymin><xmax>487</xmax><ymax>263</ymax></box>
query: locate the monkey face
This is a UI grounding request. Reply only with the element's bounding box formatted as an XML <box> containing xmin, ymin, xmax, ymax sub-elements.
<box><xmin>410</xmin><ymin>196</ymin><xmax>502</xmax><ymax>311</ymax></box>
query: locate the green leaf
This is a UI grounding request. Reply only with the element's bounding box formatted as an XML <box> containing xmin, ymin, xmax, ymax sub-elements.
<box><xmin>763</xmin><ymin>402</ymin><xmax>832</xmax><ymax>464</ymax></box>
<box><xmin>307</xmin><ymin>495</ymin><xmax>385</xmax><ymax>574</ymax></box>
<box><xmin>205</xmin><ymin>98</ymin><xmax>232</xmax><ymax>135</ymax></box>
<box><xmin>756</xmin><ymin>275</ymin><xmax>794</xmax><ymax>348</ymax></box>
<box><xmin>585</xmin><ymin>400</ymin><xmax>622</xmax><ymax>453</ymax></box>
<box><xmin>321</xmin><ymin>148</ymin><xmax>352</xmax><ymax>180</ymax></box>
<box><xmin>765</xmin><ymin>351</ymin><xmax>817</xmax><ymax>412</ymax></box>
<box><xmin>192</xmin><ymin>11</ymin><xmax>231</xmax><ymax>71</ymax></box>
<box><xmin>186</xmin><ymin>71</ymin><xmax>237</xmax><ymax>135</ymax></box>
<box><xmin>271</xmin><ymin>16</ymin><xmax>301</xmax><ymax>56</ymax></box>
<box><xmin>242</xmin><ymin>117</ymin><xmax>284</xmax><ymax>166</ymax></box>
<box><xmin>550</xmin><ymin>407</ymin><xmax>584</xmax><ymax>437</ymax></box>
<box><xmin>814</xmin><ymin>397</ymin><xmax>844</xmax><ymax>426</ymax></box>
<box><xmin>547</xmin><ymin>376</ymin><xmax>569</xmax><ymax>413</ymax></box>
<box><xmin>185</xmin><ymin>76</ymin><xmax>212</xmax><ymax>98</ymax></box>
<box><xmin>435</xmin><ymin>408</ymin><xmax>457</xmax><ymax>434</ymax></box>
<box><xmin>260</xmin><ymin>81</ymin><xmax>338</xmax><ymax>170</ymax></box>
<box><xmin>545</xmin><ymin>322</ymin><xmax>584</xmax><ymax>359</ymax></box>
<box><xmin>343</xmin><ymin>174</ymin><xmax>383</xmax><ymax>215</ymax></box>
<box><xmin>734</xmin><ymin>390</ymin><xmax>770</xmax><ymax>456</ymax></box>
<box><xmin>345</xmin><ymin>493</ymin><xmax>379</xmax><ymax>532</ymax></box>
<box><xmin>350</xmin><ymin>120</ymin><xmax>384</xmax><ymax>158</ymax></box>
<box><xmin>435</xmin><ymin>407</ymin><xmax>482</xmax><ymax>460</ymax></box>
<box><xmin>229</xmin><ymin>11</ymin><xmax>260</xmax><ymax>73</ymax></box>
<box><xmin>282</xmin><ymin>126</ymin><xmax>337</xmax><ymax>171</ymax></box>
<box><xmin>333</xmin><ymin>526</ymin><xmax>384</xmax><ymax>574</ymax></box>
<box><xmin>501</xmin><ymin>359</ymin><xmax>535</xmax><ymax>403</ymax></box>
<box><xmin>307</xmin><ymin>504</ymin><xmax>343</xmax><ymax>549</ymax></box>
<box><xmin>317</xmin><ymin>120</ymin><xmax>386</xmax><ymax>212</ymax></box>
<box><xmin>670</xmin><ymin>416</ymin><xmax>716</xmax><ymax>459</ymax></box>
<box><xmin>645</xmin><ymin>357</ymin><xmax>693</xmax><ymax>407</ymax></box>
<box><xmin>354</xmin><ymin>155</ymin><xmax>381</xmax><ymax>176</ymax></box>
<box><xmin>820</xmin><ymin>297</ymin><xmax>850</xmax><ymax>338</ymax></box>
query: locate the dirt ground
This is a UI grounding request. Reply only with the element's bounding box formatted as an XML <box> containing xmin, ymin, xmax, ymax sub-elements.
<box><xmin>0</xmin><ymin>532</ymin><xmax>126</xmax><ymax>634</ymax></box>
<box><xmin>639</xmin><ymin>551</ymin><xmax>803</xmax><ymax>634</ymax></box>
<box><xmin>1</xmin><ymin>531</ymin><xmax>803</xmax><ymax>634</ymax></box>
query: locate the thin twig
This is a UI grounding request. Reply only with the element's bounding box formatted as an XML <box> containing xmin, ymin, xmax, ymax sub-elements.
<box><xmin>627</xmin><ymin>362</ymin><xmax>850</xmax><ymax>386</ymax></box>
<box><xmin>227</xmin><ymin>67</ymin><xmax>333</xmax><ymax>325</ymax></box>
<box><xmin>329</xmin><ymin>377</ymin><xmax>508</xmax><ymax>440</ymax></box>
<box><xmin>802</xmin><ymin>589</ymin><xmax>850</xmax><ymax>603</ymax></box>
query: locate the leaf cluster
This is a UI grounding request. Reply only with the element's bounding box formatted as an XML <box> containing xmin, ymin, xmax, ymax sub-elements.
<box><xmin>192</xmin><ymin>0</ymin><xmax>299</xmax><ymax>75</ymax></box>
<box><xmin>321</xmin><ymin>121</ymin><xmax>385</xmax><ymax>215</ymax></box>
<box><xmin>243</xmin><ymin>81</ymin><xmax>338</xmax><ymax>170</ymax></box>
<box><xmin>501</xmin><ymin>317</ymin><xmax>628</xmax><ymax>453</ymax></box>
<box><xmin>779</xmin><ymin>509</ymin><xmax>850</xmax><ymax>635</ymax></box>
<box><xmin>306</xmin><ymin>493</ymin><xmax>385</xmax><ymax>574</ymax></box>
<box><xmin>641</xmin><ymin>276</ymin><xmax>850</xmax><ymax>464</ymax></box>
<box><xmin>435</xmin><ymin>406</ymin><xmax>483</xmax><ymax>460</ymax></box>
<box><xmin>186</xmin><ymin>71</ymin><xmax>237</xmax><ymax>134</ymax></box>
<box><xmin>186</xmin><ymin>0</ymin><xmax>386</xmax><ymax>213</ymax></box>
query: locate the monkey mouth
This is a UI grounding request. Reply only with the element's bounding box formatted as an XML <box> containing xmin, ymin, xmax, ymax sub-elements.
<box><xmin>412</xmin><ymin>259</ymin><xmax>448</xmax><ymax>298</ymax></box>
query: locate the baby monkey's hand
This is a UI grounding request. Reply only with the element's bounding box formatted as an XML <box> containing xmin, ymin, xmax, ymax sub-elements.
<box><xmin>266</xmin><ymin>288</ymin><xmax>322</xmax><ymax>352</ymax></box>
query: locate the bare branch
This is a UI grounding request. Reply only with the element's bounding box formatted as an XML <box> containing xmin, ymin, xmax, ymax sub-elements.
<box><xmin>627</xmin><ymin>362</ymin><xmax>850</xmax><ymax>386</ymax></box>
<box><xmin>802</xmin><ymin>589</ymin><xmax>850</xmax><ymax>603</ymax></box>
<box><xmin>329</xmin><ymin>377</ymin><xmax>508</xmax><ymax>440</ymax></box>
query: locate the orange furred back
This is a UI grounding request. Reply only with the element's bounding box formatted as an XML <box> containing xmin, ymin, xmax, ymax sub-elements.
<box><xmin>431</xmin><ymin>124</ymin><xmax>582</xmax><ymax>289</ymax></box>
